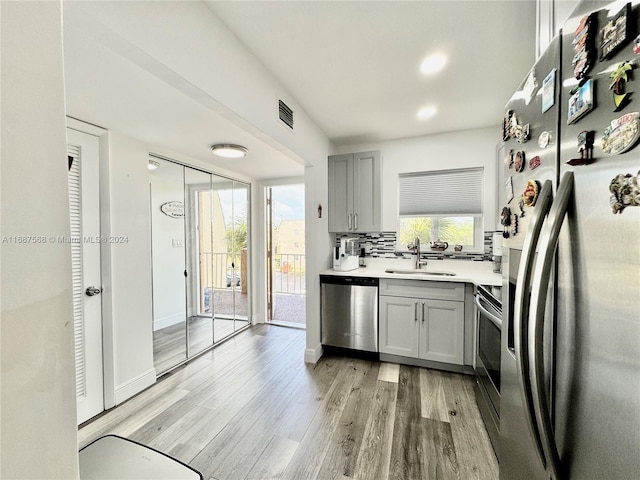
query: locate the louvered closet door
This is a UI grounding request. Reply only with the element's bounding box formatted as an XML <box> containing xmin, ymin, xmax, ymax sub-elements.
<box><xmin>68</xmin><ymin>129</ymin><xmax>104</xmax><ymax>424</ymax></box>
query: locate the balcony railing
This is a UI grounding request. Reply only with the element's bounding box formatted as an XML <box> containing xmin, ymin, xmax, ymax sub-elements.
<box><xmin>199</xmin><ymin>252</ymin><xmax>240</xmax><ymax>290</ymax></box>
<box><xmin>198</xmin><ymin>251</ymin><xmax>305</xmax><ymax>297</ymax></box>
<box><xmin>272</xmin><ymin>253</ymin><xmax>305</xmax><ymax>295</ymax></box>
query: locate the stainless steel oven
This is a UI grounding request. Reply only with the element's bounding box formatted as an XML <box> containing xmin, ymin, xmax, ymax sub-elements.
<box><xmin>474</xmin><ymin>284</ymin><xmax>502</xmax><ymax>461</ymax></box>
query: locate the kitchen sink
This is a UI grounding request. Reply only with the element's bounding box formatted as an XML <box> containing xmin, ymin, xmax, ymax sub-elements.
<box><xmin>384</xmin><ymin>268</ymin><xmax>456</xmax><ymax>277</ymax></box>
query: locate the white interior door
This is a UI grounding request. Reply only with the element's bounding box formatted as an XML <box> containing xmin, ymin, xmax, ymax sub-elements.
<box><xmin>67</xmin><ymin>128</ymin><xmax>104</xmax><ymax>424</ymax></box>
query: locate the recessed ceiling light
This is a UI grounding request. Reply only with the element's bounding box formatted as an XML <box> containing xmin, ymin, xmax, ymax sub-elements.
<box><xmin>417</xmin><ymin>105</ymin><xmax>437</xmax><ymax>120</ymax></box>
<box><xmin>211</xmin><ymin>144</ymin><xmax>248</xmax><ymax>158</ymax></box>
<box><xmin>148</xmin><ymin>160</ymin><xmax>160</xmax><ymax>170</ymax></box>
<box><xmin>420</xmin><ymin>53</ymin><xmax>447</xmax><ymax>75</ymax></box>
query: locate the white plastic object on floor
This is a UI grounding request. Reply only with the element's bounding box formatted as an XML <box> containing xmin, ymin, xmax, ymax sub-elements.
<box><xmin>79</xmin><ymin>435</ymin><xmax>202</xmax><ymax>480</ymax></box>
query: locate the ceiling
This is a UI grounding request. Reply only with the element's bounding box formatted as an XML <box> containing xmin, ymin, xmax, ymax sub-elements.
<box><xmin>63</xmin><ymin>1</ymin><xmax>537</xmax><ymax>180</ymax></box>
<box><xmin>205</xmin><ymin>1</ymin><xmax>537</xmax><ymax>146</ymax></box>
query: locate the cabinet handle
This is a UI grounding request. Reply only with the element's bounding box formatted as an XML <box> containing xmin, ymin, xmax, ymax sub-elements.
<box><xmin>354</xmin><ymin>213</ymin><xmax>358</xmax><ymax>230</ymax></box>
<box><xmin>422</xmin><ymin>302</ymin><xmax>426</xmax><ymax>322</ymax></box>
<box><xmin>348</xmin><ymin>213</ymin><xmax>352</xmax><ymax>230</ymax></box>
<box><xmin>414</xmin><ymin>301</ymin><xmax>418</xmax><ymax>322</ymax></box>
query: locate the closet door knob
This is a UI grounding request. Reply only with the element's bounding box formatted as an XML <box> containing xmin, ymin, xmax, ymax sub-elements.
<box><xmin>85</xmin><ymin>286</ymin><xmax>102</xmax><ymax>297</ymax></box>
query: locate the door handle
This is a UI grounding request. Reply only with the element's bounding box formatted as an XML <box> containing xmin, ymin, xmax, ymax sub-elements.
<box><xmin>414</xmin><ymin>301</ymin><xmax>418</xmax><ymax>322</ymax></box>
<box><xmin>529</xmin><ymin>172</ymin><xmax>573</xmax><ymax>480</ymax></box>
<box><xmin>348</xmin><ymin>213</ymin><xmax>353</xmax><ymax>230</ymax></box>
<box><xmin>474</xmin><ymin>294</ymin><xmax>502</xmax><ymax>328</ymax></box>
<box><xmin>354</xmin><ymin>213</ymin><xmax>358</xmax><ymax>231</ymax></box>
<box><xmin>513</xmin><ymin>179</ymin><xmax>553</xmax><ymax>467</ymax></box>
<box><xmin>422</xmin><ymin>302</ymin><xmax>425</xmax><ymax>322</ymax></box>
<box><xmin>85</xmin><ymin>286</ymin><xmax>102</xmax><ymax>297</ymax></box>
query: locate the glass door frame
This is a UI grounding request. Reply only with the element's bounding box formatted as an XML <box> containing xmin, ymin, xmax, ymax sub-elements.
<box><xmin>150</xmin><ymin>153</ymin><xmax>252</xmax><ymax>375</ymax></box>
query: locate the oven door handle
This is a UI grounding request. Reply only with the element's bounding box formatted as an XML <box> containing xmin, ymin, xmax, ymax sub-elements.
<box><xmin>528</xmin><ymin>172</ymin><xmax>573</xmax><ymax>480</ymax></box>
<box><xmin>513</xmin><ymin>179</ymin><xmax>553</xmax><ymax>469</ymax></box>
<box><xmin>474</xmin><ymin>294</ymin><xmax>502</xmax><ymax>328</ymax></box>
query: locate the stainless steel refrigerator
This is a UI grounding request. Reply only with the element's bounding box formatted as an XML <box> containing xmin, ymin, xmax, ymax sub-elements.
<box><xmin>499</xmin><ymin>1</ymin><xmax>640</xmax><ymax>479</ymax></box>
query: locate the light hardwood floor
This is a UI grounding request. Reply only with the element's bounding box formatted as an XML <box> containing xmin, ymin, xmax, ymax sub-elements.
<box><xmin>80</xmin><ymin>324</ymin><xmax>498</xmax><ymax>480</ymax></box>
<box><xmin>154</xmin><ymin>317</ymin><xmax>251</xmax><ymax>374</ymax></box>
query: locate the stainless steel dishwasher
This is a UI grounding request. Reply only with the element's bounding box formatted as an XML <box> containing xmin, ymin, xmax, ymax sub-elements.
<box><xmin>320</xmin><ymin>275</ymin><xmax>379</xmax><ymax>352</ymax></box>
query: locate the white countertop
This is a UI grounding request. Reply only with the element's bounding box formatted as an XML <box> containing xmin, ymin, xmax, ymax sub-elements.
<box><xmin>321</xmin><ymin>257</ymin><xmax>502</xmax><ymax>287</ymax></box>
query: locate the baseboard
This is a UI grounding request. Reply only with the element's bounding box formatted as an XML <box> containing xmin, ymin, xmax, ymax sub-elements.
<box><xmin>153</xmin><ymin>313</ymin><xmax>185</xmax><ymax>331</ymax></box>
<box><xmin>304</xmin><ymin>344</ymin><xmax>323</xmax><ymax>364</ymax></box>
<box><xmin>114</xmin><ymin>368</ymin><xmax>157</xmax><ymax>405</ymax></box>
<box><xmin>379</xmin><ymin>353</ymin><xmax>474</xmax><ymax>375</ymax></box>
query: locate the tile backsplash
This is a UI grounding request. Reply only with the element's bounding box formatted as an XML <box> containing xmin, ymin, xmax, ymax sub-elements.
<box><xmin>335</xmin><ymin>231</ymin><xmax>498</xmax><ymax>261</ymax></box>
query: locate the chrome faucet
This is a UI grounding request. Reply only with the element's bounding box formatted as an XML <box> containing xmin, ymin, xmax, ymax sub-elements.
<box><xmin>414</xmin><ymin>237</ymin><xmax>428</xmax><ymax>269</ymax></box>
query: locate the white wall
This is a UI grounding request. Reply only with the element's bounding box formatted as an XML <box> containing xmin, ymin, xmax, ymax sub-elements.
<box><xmin>336</xmin><ymin>127</ymin><xmax>500</xmax><ymax>232</ymax></box>
<box><xmin>0</xmin><ymin>1</ymin><xmax>80</xmax><ymax>478</ymax></box>
<box><xmin>100</xmin><ymin>131</ymin><xmax>156</xmax><ymax>404</ymax></box>
<box><xmin>304</xmin><ymin>157</ymin><xmax>334</xmax><ymax>363</ymax></box>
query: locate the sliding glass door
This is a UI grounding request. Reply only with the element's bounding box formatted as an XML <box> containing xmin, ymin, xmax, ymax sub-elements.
<box><xmin>150</xmin><ymin>157</ymin><xmax>251</xmax><ymax>375</ymax></box>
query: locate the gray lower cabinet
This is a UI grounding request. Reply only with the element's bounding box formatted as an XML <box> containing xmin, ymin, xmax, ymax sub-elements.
<box><xmin>379</xmin><ymin>279</ymin><xmax>465</xmax><ymax>365</ymax></box>
<box><xmin>328</xmin><ymin>151</ymin><xmax>381</xmax><ymax>233</ymax></box>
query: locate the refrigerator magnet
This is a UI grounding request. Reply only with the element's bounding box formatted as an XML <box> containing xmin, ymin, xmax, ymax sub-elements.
<box><xmin>609</xmin><ymin>61</ymin><xmax>632</xmax><ymax>111</ymax></box>
<box><xmin>567</xmin><ymin>79</ymin><xmax>594</xmax><ymax>124</ymax></box>
<box><xmin>609</xmin><ymin>171</ymin><xmax>640</xmax><ymax>214</ymax></box>
<box><xmin>515</xmin><ymin>122</ymin><xmax>530</xmax><ymax>144</ymax></box>
<box><xmin>538</xmin><ymin>131</ymin><xmax>551</xmax><ymax>148</ymax></box>
<box><xmin>505</xmin><ymin>149</ymin><xmax>515</xmax><ymax>169</ymax></box>
<box><xmin>502</xmin><ymin>110</ymin><xmax>514</xmax><ymax>141</ymax></box>
<box><xmin>542</xmin><ymin>69</ymin><xmax>556</xmax><ymax>113</ymax></box>
<box><xmin>634</xmin><ymin>34</ymin><xmax>640</xmax><ymax>55</ymax></box>
<box><xmin>601</xmin><ymin>112</ymin><xmax>640</xmax><ymax>155</ymax></box>
<box><xmin>573</xmin><ymin>13</ymin><xmax>595</xmax><ymax>47</ymax></box>
<box><xmin>529</xmin><ymin>156</ymin><xmax>541</xmax><ymax>170</ymax></box>
<box><xmin>514</xmin><ymin>151</ymin><xmax>526</xmax><ymax>172</ymax></box>
<box><xmin>600</xmin><ymin>3</ymin><xmax>630</xmax><ymax>61</ymax></box>
<box><xmin>567</xmin><ymin>131</ymin><xmax>595</xmax><ymax>166</ymax></box>
<box><xmin>522</xmin><ymin>180</ymin><xmax>540</xmax><ymax>207</ymax></box>
<box><xmin>572</xmin><ymin>14</ymin><xmax>596</xmax><ymax>80</ymax></box>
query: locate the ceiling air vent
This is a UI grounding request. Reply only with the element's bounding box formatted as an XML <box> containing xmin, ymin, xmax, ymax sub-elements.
<box><xmin>279</xmin><ymin>99</ymin><xmax>294</xmax><ymax>129</ymax></box>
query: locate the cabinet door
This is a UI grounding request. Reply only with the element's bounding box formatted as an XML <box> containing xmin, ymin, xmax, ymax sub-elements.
<box><xmin>352</xmin><ymin>151</ymin><xmax>381</xmax><ymax>232</ymax></box>
<box><xmin>419</xmin><ymin>300</ymin><xmax>465</xmax><ymax>365</ymax></box>
<box><xmin>328</xmin><ymin>153</ymin><xmax>354</xmax><ymax>232</ymax></box>
<box><xmin>379</xmin><ymin>296</ymin><xmax>419</xmax><ymax>357</ymax></box>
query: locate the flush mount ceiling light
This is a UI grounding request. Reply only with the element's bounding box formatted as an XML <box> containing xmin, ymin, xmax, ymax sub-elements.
<box><xmin>420</xmin><ymin>53</ymin><xmax>447</xmax><ymax>75</ymax></box>
<box><xmin>417</xmin><ymin>105</ymin><xmax>437</xmax><ymax>120</ymax></box>
<box><xmin>211</xmin><ymin>144</ymin><xmax>248</xmax><ymax>158</ymax></box>
<box><xmin>148</xmin><ymin>160</ymin><xmax>160</xmax><ymax>170</ymax></box>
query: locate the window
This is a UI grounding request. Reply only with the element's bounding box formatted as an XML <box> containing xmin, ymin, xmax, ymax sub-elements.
<box><xmin>397</xmin><ymin>168</ymin><xmax>484</xmax><ymax>252</ymax></box>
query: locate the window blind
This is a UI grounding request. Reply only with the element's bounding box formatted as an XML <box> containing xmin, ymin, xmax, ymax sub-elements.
<box><xmin>399</xmin><ymin>167</ymin><xmax>483</xmax><ymax>216</ymax></box>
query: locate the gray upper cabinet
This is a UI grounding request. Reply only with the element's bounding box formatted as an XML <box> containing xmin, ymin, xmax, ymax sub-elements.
<box><xmin>328</xmin><ymin>151</ymin><xmax>381</xmax><ymax>233</ymax></box>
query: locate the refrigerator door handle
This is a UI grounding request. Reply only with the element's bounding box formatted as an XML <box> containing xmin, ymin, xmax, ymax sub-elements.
<box><xmin>513</xmin><ymin>179</ymin><xmax>554</xmax><ymax>468</ymax></box>
<box><xmin>529</xmin><ymin>171</ymin><xmax>573</xmax><ymax>480</ymax></box>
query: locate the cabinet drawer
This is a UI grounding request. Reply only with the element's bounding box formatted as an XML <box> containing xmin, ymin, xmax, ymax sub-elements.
<box><xmin>379</xmin><ymin>279</ymin><xmax>464</xmax><ymax>301</ymax></box>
